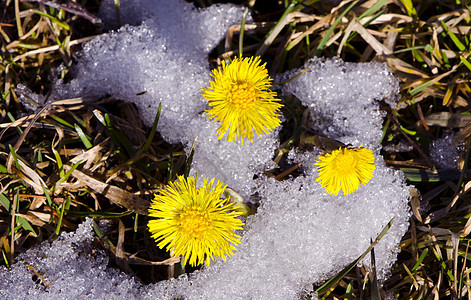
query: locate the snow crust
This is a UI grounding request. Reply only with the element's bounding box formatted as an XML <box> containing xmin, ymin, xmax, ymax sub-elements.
<box><xmin>0</xmin><ymin>219</ymin><xmax>142</xmax><ymax>299</ymax></box>
<box><xmin>146</xmin><ymin>59</ymin><xmax>411</xmax><ymax>299</ymax></box>
<box><xmin>2</xmin><ymin>0</ymin><xmax>412</xmax><ymax>299</ymax></box>
<box><xmin>429</xmin><ymin>130</ymin><xmax>463</xmax><ymax>169</ymax></box>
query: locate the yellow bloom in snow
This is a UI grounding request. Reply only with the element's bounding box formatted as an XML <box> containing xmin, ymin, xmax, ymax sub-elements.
<box><xmin>202</xmin><ymin>56</ymin><xmax>283</xmax><ymax>144</ymax></box>
<box><xmin>315</xmin><ymin>146</ymin><xmax>375</xmax><ymax>196</ymax></box>
<box><xmin>148</xmin><ymin>175</ymin><xmax>244</xmax><ymax>266</ymax></box>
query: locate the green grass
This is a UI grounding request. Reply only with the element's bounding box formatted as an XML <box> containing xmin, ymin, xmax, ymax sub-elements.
<box><xmin>1</xmin><ymin>0</ymin><xmax>471</xmax><ymax>298</ymax></box>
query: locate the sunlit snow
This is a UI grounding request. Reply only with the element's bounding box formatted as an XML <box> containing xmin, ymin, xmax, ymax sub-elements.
<box><xmin>1</xmin><ymin>0</ymin><xmax>411</xmax><ymax>299</ymax></box>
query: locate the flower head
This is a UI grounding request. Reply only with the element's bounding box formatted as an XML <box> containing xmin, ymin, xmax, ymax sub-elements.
<box><xmin>315</xmin><ymin>146</ymin><xmax>375</xmax><ymax>196</ymax></box>
<box><xmin>148</xmin><ymin>175</ymin><xmax>244</xmax><ymax>266</ymax></box>
<box><xmin>201</xmin><ymin>56</ymin><xmax>283</xmax><ymax>144</ymax></box>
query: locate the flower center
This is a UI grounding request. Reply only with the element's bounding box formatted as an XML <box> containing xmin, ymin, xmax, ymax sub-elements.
<box><xmin>228</xmin><ymin>82</ymin><xmax>256</xmax><ymax>110</ymax></box>
<box><xmin>335</xmin><ymin>150</ymin><xmax>357</xmax><ymax>174</ymax></box>
<box><xmin>178</xmin><ymin>208</ymin><xmax>211</xmax><ymax>239</ymax></box>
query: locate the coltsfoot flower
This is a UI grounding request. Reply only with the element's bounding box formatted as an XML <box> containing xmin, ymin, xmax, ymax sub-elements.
<box><xmin>201</xmin><ymin>56</ymin><xmax>283</xmax><ymax>144</ymax></box>
<box><xmin>148</xmin><ymin>175</ymin><xmax>244</xmax><ymax>266</ymax></box>
<box><xmin>315</xmin><ymin>146</ymin><xmax>375</xmax><ymax>196</ymax></box>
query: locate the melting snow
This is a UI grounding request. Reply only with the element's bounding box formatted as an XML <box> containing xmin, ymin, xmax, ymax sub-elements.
<box><xmin>3</xmin><ymin>0</ymin><xmax>411</xmax><ymax>299</ymax></box>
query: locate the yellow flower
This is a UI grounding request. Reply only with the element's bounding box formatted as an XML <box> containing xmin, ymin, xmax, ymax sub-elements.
<box><xmin>148</xmin><ymin>175</ymin><xmax>244</xmax><ymax>266</ymax></box>
<box><xmin>315</xmin><ymin>146</ymin><xmax>375</xmax><ymax>196</ymax></box>
<box><xmin>201</xmin><ymin>56</ymin><xmax>283</xmax><ymax>144</ymax></box>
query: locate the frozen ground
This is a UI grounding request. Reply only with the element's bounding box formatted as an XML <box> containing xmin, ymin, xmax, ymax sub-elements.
<box><xmin>1</xmin><ymin>0</ymin><xmax>411</xmax><ymax>299</ymax></box>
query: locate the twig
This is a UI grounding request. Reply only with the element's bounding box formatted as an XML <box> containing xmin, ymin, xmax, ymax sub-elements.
<box><xmin>21</xmin><ymin>0</ymin><xmax>102</xmax><ymax>24</ymax></box>
<box><xmin>386</xmin><ymin>113</ymin><xmax>433</xmax><ymax>167</ymax></box>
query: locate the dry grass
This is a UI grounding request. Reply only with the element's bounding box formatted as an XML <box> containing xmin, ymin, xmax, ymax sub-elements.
<box><xmin>1</xmin><ymin>0</ymin><xmax>471</xmax><ymax>298</ymax></box>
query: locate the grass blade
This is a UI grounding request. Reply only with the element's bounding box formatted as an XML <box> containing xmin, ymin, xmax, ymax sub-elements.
<box><xmin>370</xmin><ymin>243</ymin><xmax>381</xmax><ymax>300</ymax></box>
<box><xmin>53</xmin><ymin>148</ymin><xmax>64</xmax><ymax>178</ymax></box>
<box><xmin>431</xmin><ymin>245</ymin><xmax>455</xmax><ymax>282</ymax></box>
<box><xmin>2</xmin><ymin>248</ymin><xmax>9</xmax><ymax>268</ymax></box>
<box><xmin>32</xmin><ymin>10</ymin><xmax>70</xmax><ymax>30</ymax></box>
<box><xmin>315</xmin><ymin>216</ymin><xmax>395</xmax><ymax>295</ymax></box>
<box><xmin>7</xmin><ymin>112</ymin><xmax>23</xmax><ymax>135</ymax></box>
<box><xmin>41</xmin><ymin>182</ymin><xmax>55</xmax><ymax>210</ymax></box>
<box><xmin>399</xmin><ymin>0</ymin><xmax>417</xmax><ymax>18</ymax></box>
<box><xmin>114</xmin><ymin>0</ymin><xmax>121</xmax><ymax>27</ymax></box>
<box><xmin>17</xmin><ymin>216</ymin><xmax>38</xmax><ymax>237</ymax></box>
<box><xmin>314</xmin><ymin>0</ymin><xmax>359</xmax><ymax>57</ymax></box>
<box><xmin>255</xmin><ymin>0</ymin><xmax>297</xmax><ymax>57</ymax></box>
<box><xmin>74</xmin><ymin>124</ymin><xmax>92</xmax><ymax>149</ymax></box>
<box><xmin>346</xmin><ymin>8</ymin><xmax>387</xmax><ymax>44</ymax></box>
<box><xmin>460</xmin><ymin>56</ymin><xmax>471</xmax><ymax>72</ymax></box>
<box><xmin>104</xmin><ymin>113</ymin><xmax>135</xmax><ymax>158</ymax></box>
<box><xmin>441</xmin><ymin>21</ymin><xmax>466</xmax><ymax>51</ymax></box>
<box><xmin>0</xmin><ymin>193</ymin><xmax>11</xmax><ymax>211</ymax></box>
<box><xmin>54</xmin><ymin>196</ymin><xmax>70</xmax><ymax>237</ymax></box>
<box><xmin>141</xmin><ymin>103</ymin><xmax>161</xmax><ymax>155</ymax></box>
<box><xmin>357</xmin><ymin>0</ymin><xmax>389</xmax><ymax>20</ymax></box>
<box><xmin>184</xmin><ymin>136</ymin><xmax>198</xmax><ymax>178</ymax></box>
<box><xmin>53</xmin><ymin>160</ymin><xmax>82</xmax><ymax>192</ymax></box>
<box><xmin>411</xmin><ymin>248</ymin><xmax>429</xmax><ymax>272</ymax></box>
<box><xmin>8</xmin><ymin>144</ymin><xmax>22</xmax><ymax>171</ymax></box>
<box><xmin>239</xmin><ymin>7</ymin><xmax>249</xmax><ymax>57</ymax></box>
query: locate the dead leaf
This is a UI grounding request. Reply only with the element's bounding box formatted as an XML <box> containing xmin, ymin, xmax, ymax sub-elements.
<box><xmin>410</xmin><ymin>188</ymin><xmax>422</xmax><ymax>223</ymax></box>
<box><xmin>63</xmin><ymin>165</ymin><xmax>149</xmax><ymax>215</ymax></box>
<box><xmin>425</xmin><ymin>112</ymin><xmax>471</xmax><ymax>127</ymax></box>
